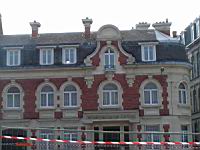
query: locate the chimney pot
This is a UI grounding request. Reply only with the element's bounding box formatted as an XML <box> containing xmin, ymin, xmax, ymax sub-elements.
<box><xmin>172</xmin><ymin>31</ymin><xmax>177</xmax><ymax>38</ymax></box>
<box><xmin>152</xmin><ymin>19</ymin><xmax>172</xmax><ymax>36</ymax></box>
<box><xmin>82</xmin><ymin>17</ymin><xmax>93</xmax><ymax>39</ymax></box>
<box><xmin>136</xmin><ymin>22</ymin><xmax>150</xmax><ymax>30</ymax></box>
<box><xmin>30</xmin><ymin>20</ymin><xmax>41</xmax><ymax>38</ymax></box>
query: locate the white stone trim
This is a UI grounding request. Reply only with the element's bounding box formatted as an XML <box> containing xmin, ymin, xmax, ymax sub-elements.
<box><xmin>98</xmin><ymin>80</ymin><xmax>123</xmax><ymax>109</ymax></box>
<box><xmin>139</xmin><ymin>78</ymin><xmax>163</xmax><ymax>108</ymax></box>
<box><xmin>59</xmin><ymin>81</ymin><xmax>82</xmax><ymax>109</ymax></box>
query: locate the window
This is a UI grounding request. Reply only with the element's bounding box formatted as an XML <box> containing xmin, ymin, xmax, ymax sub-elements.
<box><xmin>40</xmin><ymin>86</ymin><xmax>54</xmax><ymax>107</ymax></box>
<box><xmin>178</xmin><ymin>83</ymin><xmax>187</xmax><ymax>104</ymax></box>
<box><xmin>181</xmin><ymin>125</ymin><xmax>188</xmax><ymax>142</ymax></box>
<box><xmin>193</xmin><ymin>89</ymin><xmax>198</xmax><ymax>113</ymax></box>
<box><xmin>40</xmin><ymin>49</ymin><xmax>54</xmax><ymax>65</ymax></box>
<box><xmin>197</xmin><ymin>52</ymin><xmax>200</xmax><ymax>77</ymax></box>
<box><xmin>191</xmin><ymin>24</ymin><xmax>195</xmax><ymax>41</ymax></box>
<box><xmin>104</xmin><ymin>48</ymin><xmax>115</xmax><ymax>70</ymax></box>
<box><xmin>6</xmin><ymin>50</ymin><xmax>20</xmax><ymax>66</ymax></box>
<box><xmin>196</xmin><ymin>20</ymin><xmax>200</xmax><ymax>37</ymax></box>
<box><xmin>62</xmin><ymin>48</ymin><xmax>77</xmax><ymax>64</ymax></box>
<box><xmin>39</xmin><ymin>130</ymin><xmax>54</xmax><ymax>150</ymax></box>
<box><xmin>63</xmin><ymin>128</ymin><xmax>78</xmax><ymax>150</ymax></box>
<box><xmin>141</xmin><ymin>45</ymin><xmax>156</xmax><ymax>61</ymax></box>
<box><xmin>64</xmin><ymin>85</ymin><xmax>77</xmax><ymax>107</ymax></box>
<box><xmin>103</xmin><ymin>83</ymin><xmax>118</xmax><ymax>106</ymax></box>
<box><xmin>6</xmin><ymin>87</ymin><xmax>20</xmax><ymax>108</ymax></box>
<box><xmin>144</xmin><ymin>83</ymin><xmax>158</xmax><ymax>104</ymax></box>
<box><xmin>144</xmin><ymin>125</ymin><xmax>160</xmax><ymax>149</ymax></box>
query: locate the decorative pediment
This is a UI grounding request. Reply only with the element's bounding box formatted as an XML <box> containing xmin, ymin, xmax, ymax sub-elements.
<box><xmin>97</xmin><ymin>24</ymin><xmax>121</xmax><ymax>41</ymax></box>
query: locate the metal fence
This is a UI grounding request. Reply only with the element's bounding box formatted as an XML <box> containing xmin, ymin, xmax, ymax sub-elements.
<box><xmin>0</xmin><ymin>126</ymin><xmax>200</xmax><ymax>150</ymax></box>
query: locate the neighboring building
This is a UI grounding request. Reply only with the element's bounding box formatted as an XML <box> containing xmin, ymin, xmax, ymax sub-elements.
<box><xmin>181</xmin><ymin>16</ymin><xmax>200</xmax><ymax>141</ymax></box>
<box><xmin>0</xmin><ymin>15</ymin><xmax>192</xmax><ymax>150</ymax></box>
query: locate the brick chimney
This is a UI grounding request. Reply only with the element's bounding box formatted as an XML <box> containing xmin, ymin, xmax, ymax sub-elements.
<box><xmin>82</xmin><ymin>17</ymin><xmax>93</xmax><ymax>39</ymax></box>
<box><xmin>30</xmin><ymin>20</ymin><xmax>41</xmax><ymax>38</ymax></box>
<box><xmin>152</xmin><ymin>19</ymin><xmax>172</xmax><ymax>36</ymax></box>
<box><xmin>136</xmin><ymin>22</ymin><xmax>150</xmax><ymax>30</ymax></box>
<box><xmin>172</xmin><ymin>31</ymin><xmax>177</xmax><ymax>38</ymax></box>
<box><xmin>0</xmin><ymin>14</ymin><xmax>3</xmax><ymax>35</ymax></box>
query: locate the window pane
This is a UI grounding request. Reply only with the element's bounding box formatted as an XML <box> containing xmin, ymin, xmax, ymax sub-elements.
<box><xmin>10</xmin><ymin>51</ymin><xmax>14</xmax><ymax>65</ymax></box>
<box><xmin>179</xmin><ymin>91</ymin><xmax>182</xmax><ymax>103</ymax></box>
<box><xmin>64</xmin><ymin>93</ymin><xmax>70</xmax><ymax>106</ymax></box>
<box><xmin>103</xmin><ymin>92</ymin><xmax>110</xmax><ymax>105</ymax></box>
<box><xmin>179</xmin><ymin>83</ymin><xmax>185</xmax><ymax>89</ymax></box>
<box><xmin>48</xmin><ymin>94</ymin><xmax>54</xmax><ymax>106</ymax></box>
<box><xmin>110</xmin><ymin>54</ymin><xmax>114</xmax><ymax>66</ymax></box>
<box><xmin>8</xmin><ymin>87</ymin><xmax>20</xmax><ymax>93</ymax></box>
<box><xmin>144</xmin><ymin>83</ymin><xmax>157</xmax><ymax>89</ymax></box>
<box><xmin>183</xmin><ymin>91</ymin><xmax>186</xmax><ymax>104</ymax></box>
<box><xmin>152</xmin><ymin>90</ymin><xmax>158</xmax><ymax>104</ymax></box>
<box><xmin>144</xmin><ymin>91</ymin><xmax>150</xmax><ymax>104</ymax></box>
<box><xmin>7</xmin><ymin>95</ymin><xmax>13</xmax><ymax>107</ymax></box>
<box><xmin>144</xmin><ymin>47</ymin><xmax>148</xmax><ymax>60</ymax></box>
<box><xmin>41</xmin><ymin>94</ymin><xmax>47</xmax><ymax>106</ymax></box>
<box><xmin>103</xmin><ymin>84</ymin><xmax>117</xmax><ymax>90</ymax></box>
<box><xmin>70</xmin><ymin>49</ymin><xmax>75</xmax><ymax>63</ymax></box>
<box><xmin>111</xmin><ymin>92</ymin><xmax>118</xmax><ymax>105</ymax></box>
<box><xmin>71</xmin><ymin>93</ymin><xmax>77</xmax><ymax>106</ymax></box>
<box><xmin>14</xmin><ymin>51</ymin><xmax>19</xmax><ymax>65</ymax></box>
<box><xmin>41</xmin><ymin>86</ymin><xmax>53</xmax><ymax>92</ymax></box>
<box><xmin>14</xmin><ymin>94</ymin><xmax>20</xmax><ymax>107</ymax></box>
<box><xmin>105</xmin><ymin>54</ymin><xmax>109</xmax><ymax>66</ymax></box>
<box><xmin>72</xmin><ymin>133</ymin><xmax>78</xmax><ymax>141</ymax></box>
<box><xmin>47</xmin><ymin>50</ymin><xmax>52</xmax><ymax>64</ymax></box>
<box><xmin>42</xmin><ymin>50</ymin><xmax>46</xmax><ymax>64</ymax></box>
<box><xmin>64</xmin><ymin>85</ymin><xmax>76</xmax><ymax>91</ymax></box>
<box><xmin>149</xmin><ymin>47</ymin><xmax>154</xmax><ymax>60</ymax></box>
<box><xmin>65</xmin><ymin>49</ymin><xmax>70</xmax><ymax>62</ymax></box>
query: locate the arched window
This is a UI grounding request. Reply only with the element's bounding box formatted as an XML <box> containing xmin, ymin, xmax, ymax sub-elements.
<box><xmin>104</xmin><ymin>48</ymin><xmax>115</xmax><ymax>69</ymax></box>
<box><xmin>6</xmin><ymin>87</ymin><xmax>20</xmax><ymax>108</ymax></box>
<box><xmin>103</xmin><ymin>83</ymin><xmax>118</xmax><ymax>106</ymax></box>
<box><xmin>40</xmin><ymin>85</ymin><xmax>54</xmax><ymax>107</ymax></box>
<box><xmin>64</xmin><ymin>85</ymin><xmax>77</xmax><ymax>107</ymax></box>
<box><xmin>178</xmin><ymin>83</ymin><xmax>187</xmax><ymax>104</ymax></box>
<box><xmin>144</xmin><ymin>82</ymin><xmax>158</xmax><ymax>104</ymax></box>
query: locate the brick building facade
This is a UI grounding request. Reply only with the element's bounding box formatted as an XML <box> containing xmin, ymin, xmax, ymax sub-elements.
<box><xmin>0</xmin><ymin>15</ymin><xmax>192</xmax><ymax>149</ymax></box>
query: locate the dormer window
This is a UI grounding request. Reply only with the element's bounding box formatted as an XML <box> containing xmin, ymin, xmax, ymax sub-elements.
<box><xmin>40</xmin><ymin>48</ymin><xmax>54</xmax><ymax>65</ymax></box>
<box><xmin>196</xmin><ymin>20</ymin><xmax>200</xmax><ymax>37</ymax></box>
<box><xmin>104</xmin><ymin>48</ymin><xmax>115</xmax><ymax>70</ymax></box>
<box><xmin>141</xmin><ymin>45</ymin><xmax>156</xmax><ymax>61</ymax></box>
<box><xmin>6</xmin><ymin>49</ymin><xmax>21</xmax><ymax>66</ymax></box>
<box><xmin>191</xmin><ymin>24</ymin><xmax>195</xmax><ymax>41</ymax></box>
<box><xmin>62</xmin><ymin>48</ymin><xmax>77</xmax><ymax>64</ymax></box>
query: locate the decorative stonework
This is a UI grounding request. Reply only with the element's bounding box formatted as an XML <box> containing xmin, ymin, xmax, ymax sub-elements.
<box><xmin>105</xmin><ymin>71</ymin><xmax>114</xmax><ymax>81</ymax></box>
<box><xmin>84</xmin><ymin>57</ymin><xmax>92</xmax><ymax>66</ymax></box>
<box><xmin>126</xmin><ymin>74</ymin><xmax>135</xmax><ymax>87</ymax></box>
<box><xmin>127</xmin><ymin>55</ymin><xmax>135</xmax><ymax>64</ymax></box>
<box><xmin>84</xmin><ymin>76</ymin><xmax>94</xmax><ymax>88</ymax></box>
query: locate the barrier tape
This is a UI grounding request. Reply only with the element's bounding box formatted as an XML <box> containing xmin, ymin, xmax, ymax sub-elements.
<box><xmin>1</xmin><ymin>136</ymin><xmax>200</xmax><ymax>145</ymax></box>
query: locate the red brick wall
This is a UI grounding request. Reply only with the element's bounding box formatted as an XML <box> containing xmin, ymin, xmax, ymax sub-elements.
<box><xmin>153</xmin><ymin>75</ymin><xmax>169</xmax><ymax>116</ymax></box>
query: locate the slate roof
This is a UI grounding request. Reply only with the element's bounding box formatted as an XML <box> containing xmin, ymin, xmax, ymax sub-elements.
<box><xmin>0</xmin><ymin>29</ymin><xmax>188</xmax><ymax>68</ymax></box>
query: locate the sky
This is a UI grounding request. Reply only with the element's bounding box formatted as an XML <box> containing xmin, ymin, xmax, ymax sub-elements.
<box><xmin>0</xmin><ymin>0</ymin><xmax>199</xmax><ymax>35</ymax></box>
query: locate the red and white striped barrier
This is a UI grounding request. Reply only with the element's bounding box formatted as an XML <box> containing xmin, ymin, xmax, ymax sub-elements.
<box><xmin>1</xmin><ymin>135</ymin><xmax>200</xmax><ymax>145</ymax></box>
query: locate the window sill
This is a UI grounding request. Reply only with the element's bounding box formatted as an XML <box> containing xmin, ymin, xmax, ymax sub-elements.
<box><xmin>61</xmin><ymin>106</ymin><xmax>80</xmax><ymax>110</ymax></box>
<box><xmin>177</xmin><ymin>103</ymin><xmax>190</xmax><ymax>108</ymax></box>
<box><xmin>99</xmin><ymin>105</ymin><xmax>122</xmax><ymax>110</ymax></box>
<box><xmin>141</xmin><ymin>104</ymin><xmax>161</xmax><ymax>108</ymax></box>
<box><xmin>3</xmin><ymin>108</ymin><xmax>22</xmax><ymax>111</ymax></box>
<box><xmin>37</xmin><ymin>107</ymin><xmax>56</xmax><ymax>111</ymax></box>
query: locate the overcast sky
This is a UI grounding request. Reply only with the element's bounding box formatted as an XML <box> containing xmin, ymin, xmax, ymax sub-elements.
<box><xmin>0</xmin><ymin>0</ymin><xmax>199</xmax><ymax>35</ymax></box>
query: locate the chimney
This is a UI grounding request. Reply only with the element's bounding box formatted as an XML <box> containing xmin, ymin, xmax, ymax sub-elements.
<box><xmin>172</xmin><ymin>31</ymin><xmax>177</xmax><ymax>38</ymax></box>
<box><xmin>152</xmin><ymin>19</ymin><xmax>172</xmax><ymax>36</ymax></box>
<box><xmin>136</xmin><ymin>22</ymin><xmax>150</xmax><ymax>30</ymax></box>
<box><xmin>82</xmin><ymin>17</ymin><xmax>93</xmax><ymax>39</ymax></box>
<box><xmin>30</xmin><ymin>20</ymin><xmax>41</xmax><ymax>38</ymax></box>
<box><xmin>0</xmin><ymin>14</ymin><xmax>3</xmax><ymax>35</ymax></box>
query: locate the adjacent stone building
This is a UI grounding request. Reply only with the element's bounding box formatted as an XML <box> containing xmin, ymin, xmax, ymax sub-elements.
<box><xmin>181</xmin><ymin>15</ymin><xmax>200</xmax><ymax>141</ymax></box>
<box><xmin>0</xmin><ymin>15</ymin><xmax>192</xmax><ymax>149</ymax></box>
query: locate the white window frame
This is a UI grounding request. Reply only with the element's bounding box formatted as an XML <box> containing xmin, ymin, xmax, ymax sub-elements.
<box><xmin>39</xmin><ymin>130</ymin><xmax>54</xmax><ymax>150</ymax></box>
<box><xmin>6</xmin><ymin>49</ymin><xmax>21</xmax><ymax>66</ymax></box>
<box><xmin>64</xmin><ymin>131</ymin><xmax>78</xmax><ymax>141</ymax></box>
<box><xmin>178</xmin><ymin>83</ymin><xmax>187</xmax><ymax>104</ymax></box>
<box><xmin>181</xmin><ymin>125</ymin><xmax>188</xmax><ymax>142</ymax></box>
<box><xmin>191</xmin><ymin>24</ymin><xmax>195</xmax><ymax>41</ymax></box>
<box><xmin>141</xmin><ymin>45</ymin><xmax>156</xmax><ymax>61</ymax></box>
<box><xmin>104</xmin><ymin>48</ymin><xmax>115</xmax><ymax>69</ymax></box>
<box><xmin>40</xmin><ymin>48</ymin><xmax>54</xmax><ymax>65</ymax></box>
<box><xmin>40</xmin><ymin>87</ymin><xmax>54</xmax><ymax>108</ymax></box>
<box><xmin>6</xmin><ymin>88</ymin><xmax>20</xmax><ymax>108</ymax></box>
<box><xmin>196</xmin><ymin>20</ymin><xmax>200</xmax><ymax>37</ymax></box>
<box><xmin>102</xmin><ymin>84</ymin><xmax>118</xmax><ymax>106</ymax></box>
<box><xmin>143</xmin><ymin>84</ymin><xmax>158</xmax><ymax>105</ymax></box>
<box><xmin>62</xmin><ymin>48</ymin><xmax>77</xmax><ymax>64</ymax></box>
<box><xmin>63</xmin><ymin>85</ymin><xmax>77</xmax><ymax>107</ymax></box>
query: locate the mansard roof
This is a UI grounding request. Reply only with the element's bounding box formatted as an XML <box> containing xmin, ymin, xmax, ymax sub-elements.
<box><xmin>0</xmin><ymin>28</ymin><xmax>188</xmax><ymax>68</ymax></box>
